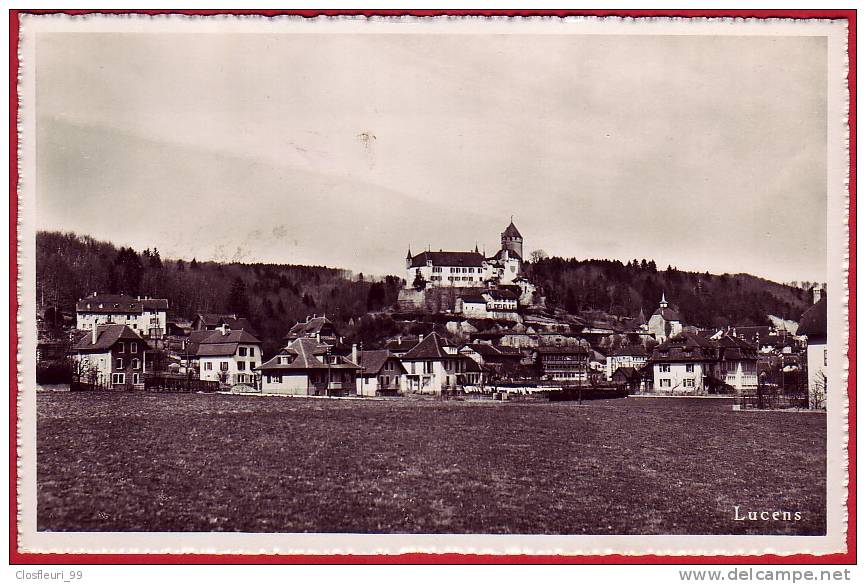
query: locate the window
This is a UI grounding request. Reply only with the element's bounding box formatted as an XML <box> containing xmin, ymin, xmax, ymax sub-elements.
<box><xmin>249</xmin><ymin>347</ymin><xmax>255</xmax><ymax>357</ymax></box>
<box><xmin>132</xmin><ymin>373</ymin><xmax>140</xmax><ymax>385</ymax></box>
<box><xmin>686</xmin><ymin>364</ymin><xmax>694</xmax><ymax>373</ymax></box>
<box><xmin>424</xmin><ymin>361</ymin><xmax>433</xmax><ymax>374</ymax></box>
<box><xmin>115</xmin><ymin>358</ymin><xmax>123</xmax><ymax>369</ymax></box>
<box><xmin>205</xmin><ymin>362</ymin><xmax>213</xmax><ymax>371</ymax></box>
<box><xmin>220</xmin><ymin>361</ymin><xmax>229</xmax><ymax>372</ymax></box>
<box><xmin>239</xmin><ymin>347</ymin><xmax>247</xmax><ymax>357</ymax></box>
<box><xmin>660</xmin><ymin>379</ymin><xmax>671</xmax><ymax>388</ymax></box>
<box><xmin>111</xmin><ymin>373</ymin><xmax>125</xmax><ymax>384</ymax></box>
<box><xmin>131</xmin><ymin>343</ymin><xmax>138</xmax><ymax>354</ymax></box>
<box><xmin>117</xmin><ymin>342</ymin><xmax>125</xmax><ymax>354</ymax></box>
<box><xmin>659</xmin><ymin>364</ymin><xmax>670</xmax><ymax>373</ymax></box>
<box><xmin>131</xmin><ymin>358</ymin><xmax>140</xmax><ymax>370</ymax></box>
<box><xmin>684</xmin><ymin>379</ymin><xmax>695</xmax><ymax>387</ymax></box>
<box><xmin>238</xmin><ymin>361</ymin><xmax>246</xmax><ymax>371</ymax></box>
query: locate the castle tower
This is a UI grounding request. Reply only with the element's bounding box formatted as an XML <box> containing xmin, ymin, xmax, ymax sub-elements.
<box><xmin>501</xmin><ymin>218</ymin><xmax>523</xmax><ymax>259</ymax></box>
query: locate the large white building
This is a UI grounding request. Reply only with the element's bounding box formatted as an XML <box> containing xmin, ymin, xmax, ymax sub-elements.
<box><xmin>197</xmin><ymin>326</ymin><xmax>262</xmax><ymax>387</ymax></box>
<box><xmin>76</xmin><ymin>293</ymin><xmax>169</xmax><ymax>339</ymax></box>
<box><xmin>406</xmin><ymin>220</ymin><xmax>524</xmax><ymax>288</ymax></box>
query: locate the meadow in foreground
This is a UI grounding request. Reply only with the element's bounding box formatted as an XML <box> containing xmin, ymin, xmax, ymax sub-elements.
<box><xmin>37</xmin><ymin>392</ymin><xmax>826</xmax><ymax>535</ymax></box>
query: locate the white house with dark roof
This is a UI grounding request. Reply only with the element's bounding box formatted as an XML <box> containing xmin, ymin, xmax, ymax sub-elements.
<box><xmin>455</xmin><ymin>289</ymin><xmax>521</xmax><ymax>321</ymax></box>
<box><xmin>798</xmin><ymin>296</ymin><xmax>827</xmax><ymax>409</ymax></box>
<box><xmin>72</xmin><ymin>323</ymin><xmax>150</xmax><ymax>389</ymax></box>
<box><xmin>605</xmin><ymin>344</ymin><xmax>649</xmax><ymax>380</ymax></box>
<box><xmin>354</xmin><ymin>349</ymin><xmax>406</xmax><ymax>396</ymax></box>
<box><xmin>76</xmin><ymin>293</ymin><xmax>169</xmax><ymax>338</ymax></box>
<box><xmin>196</xmin><ymin>326</ymin><xmax>262</xmax><ymax>386</ymax></box>
<box><xmin>405</xmin><ymin>220</ymin><xmax>524</xmax><ymax>288</ymax></box>
<box><xmin>258</xmin><ymin>337</ymin><xmax>360</xmax><ymax>396</ymax></box>
<box><xmin>400</xmin><ymin>332</ymin><xmax>477</xmax><ymax>394</ymax></box>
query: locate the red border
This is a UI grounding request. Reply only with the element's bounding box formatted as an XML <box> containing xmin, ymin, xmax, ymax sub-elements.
<box><xmin>9</xmin><ymin>8</ymin><xmax>856</xmax><ymax>565</ymax></box>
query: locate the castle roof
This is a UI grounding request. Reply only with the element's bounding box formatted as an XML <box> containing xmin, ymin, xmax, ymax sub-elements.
<box><xmin>408</xmin><ymin>251</ymin><xmax>485</xmax><ymax>268</ymax></box>
<box><xmin>502</xmin><ymin>221</ymin><xmax>522</xmax><ymax>239</ymax></box>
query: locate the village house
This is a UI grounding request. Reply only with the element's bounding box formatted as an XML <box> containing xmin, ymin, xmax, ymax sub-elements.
<box><xmin>258</xmin><ymin>337</ymin><xmax>359</xmax><ymax>396</ymax></box>
<box><xmin>72</xmin><ymin>324</ymin><xmax>150</xmax><ymax>390</ymax></box>
<box><xmin>354</xmin><ymin>348</ymin><xmax>406</xmax><ymax>396</ymax></box>
<box><xmin>611</xmin><ymin>366</ymin><xmax>645</xmax><ymax>393</ymax></box>
<box><xmin>455</xmin><ymin>289</ymin><xmax>521</xmax><ymax>321</ymax></box>
<box><xmin>284</xmin><ymin>314</ymin><xmax>340</xmax><ymax>345</ymax></box>
<box><xmin>400</xmin><ymin>332</ymin><xmax>477</xmax><ymax>394</ymax></box>
<box><xmin>458</xmin><ymin>342</ymin><xmax>523</xmax><ymax>379</ymax></box>
<box><xmin>713</xmin><ymin>334</ymin><xmax>760</xmax><ymax>391</ymax></box>
<box><xmin>405</xmin><ymin>220</ymin><xmax>524</xmax><ymax>288</ymax></box>
<box><xmin>76</xmin><ymin>293</ymin><xmax>169</xmax><ymax>339</ymax></box>
<box><xmin>191</xmin><ymin>313</ymin><xmax>258</xmax><ymax>336</ymax></box>
<box><xmin>197</xmin><ymin>326</ymin><xmax>262</xmax><ymax>387</ymax></box>
<box><xmin>605</xmin><ymin>344</ymin><xmax>649</xmax><ymax>380</ymax></box>
<box><xmin>383</xmin><ymin>337</ymin><xmax>421</xmax><ymax>357</ymax></box>
<box><xmin>646</xmin><ymin>293</ymin><xmax>683</xmax><ymax>343</ymax></box>
<box><xmin>535</xmin><ymin>345</ymin><xmax>590</xmax><ymax>382</ymax></box>
<box><xmin>797</xmin><ymin>294</ymin><xmax>827</xmax><ymax>409</ymax></box>
<box><xmin>648</xmin><ymin>332</ymin><xmax>719</xmax><ymax>394</ymax></box>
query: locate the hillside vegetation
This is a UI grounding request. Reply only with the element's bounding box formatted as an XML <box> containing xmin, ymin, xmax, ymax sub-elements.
<box><xmin>37</xmin><ymin>232</ymin><xmax>814</xmax><ymax>353</ymax></box>
<box><xmin>527</xmin><ymin>257</ymin><xmax>813</xmax><ymax>328</ymax></box>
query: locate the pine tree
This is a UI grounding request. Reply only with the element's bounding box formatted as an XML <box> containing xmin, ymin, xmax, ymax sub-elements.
<box><xmin>227</xmin><ymin>277</ymin><xmax>249</xmax><ymax>316</ymax></box>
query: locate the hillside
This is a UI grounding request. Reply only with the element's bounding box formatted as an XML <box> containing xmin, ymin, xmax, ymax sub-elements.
<box><xmin>36</xmin><ymin>231</ymin><xmax>402</xmax><ymax>355</ymax></box>
<box><xmin>37</xmin><ymin>232</ymin><xmax>815</xmax><ymax>355</ymax></box>
<box><xmin>526</xmin><ymin>257</ymin><xmax>813</xmax><ymax>328</ymax></box>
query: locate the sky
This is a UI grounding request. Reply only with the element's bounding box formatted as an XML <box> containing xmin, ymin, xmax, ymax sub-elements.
<box><xmin>35</xmin><ymin>29</ymin><xmax>828</xmax><ymax>283</ymax></box>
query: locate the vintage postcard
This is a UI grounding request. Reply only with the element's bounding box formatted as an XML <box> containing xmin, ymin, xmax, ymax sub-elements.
<box><xmin>13</xmin><ymin>12</ymin><xmax>852</xmax><ymax>560</ymax></box>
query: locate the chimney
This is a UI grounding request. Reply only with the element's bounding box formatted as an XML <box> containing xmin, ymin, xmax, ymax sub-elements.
<box><xmin>812</xmin><ymin>286</ymin><xmax>823</xmax><ymax>305</ymax></box>
<box><xmin>418</xmin><ymin>333</ymin><xmax>424</xmax><ymax>343</ymax></box>
<box><xmin>92</xmin><ymin>291</ymin><xmax>97</xmax><ymax>297</ymax></box>
<box><xmin>316</xmin><ymin>332</ymin><xmax>321</xmax><ymax>343</ymax></box>
<box><xmin>351</xmin><ymin>343</ymin><xmax>358</xmax><ymax>365</ymax></box>
<box><xmin>220</xmin><ymin>324</ymin><xmax>230</xmax><ymax>336</ymax></box>
<box><xmin>91</xmin><ymin>324</ymin><xmax>99</xmax><ymax>345</ymax></box>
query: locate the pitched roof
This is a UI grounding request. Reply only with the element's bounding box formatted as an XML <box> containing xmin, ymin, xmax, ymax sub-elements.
<box><xmin>651</xmin><ymin>332</ymin><xmax>717</xmax><ymax>362</ymax></box>
<box><xmin>184</xmin><ymin>330</ymin><xmax>219</xmax><ymax>354</ymax></box>
<box><xmin>652</xmin><ymin>306</ymin><xmax>683</xmax><ymax>321</ymax></box>
<box><xmin>502</xmin><ymin>221</ymin><xmax>522</xmax><ymax>239</ymax></box>
<box><xmin>489</xmin><ymin>248</ymin><xmax>523</xmax><ymax>261</ymax></box>
<box><xmin>76</xmin><ymin>294</ymin><xmax>169</xmax><ymax>315</ymax></box>
<box><xmin>196</xmin><ymin>329</ymin><xmax>262</xmax><ymax>357</ymax></box>
<box><xmin>536</xmin><ymin>345</ymin><xmax>589</xmax><ymax>355</ymax></box>
<box><xmin>610</xmin><ymin>344</ymin><xmax>649</xmax><ymax>357</ymax></box>
<box><xmin>355</xmin><ymin>350</ymin><xmax>406</xmax><ymax>376</ymax></box>
<box><xmin>72</xmin><ymin>324</ymin><xmax>144</xmax><ymax>352</ymax></box>
<box><xmin>195</xmin><ymin>313</ymin><xmax>236</xmax><ymax>327</ymax></box>
<box><xmin>797</xmin><ymin>298</ymin><xmax>827</xmax><ymax>338</ymax></box>
<box><xmin>460</xmin><ymin>293</ymin><xmax>488</xmax><ymax>304</ymax></box>
<box><xmin>259</xmin><ymin>338</ymin><xmax>360</xmax><ymax>372</ymax></box>
<box><xmin>402</xmin><ymin>332</ymin><xmax>456</xmax><ymax>360</ymax></box>
<box><xmin>409</xmin><ymin>251</ymin><xmax>485</xmax><ymax>268</ymax></box>
<box><xmin>384</xmin><ymin>338</ymin><xmax>419</xmax><ymax>353</ymax></box>
<box><xmin>285</xmin><ymin>316</ymin><xmax>336</xmax><ymax>339</ymax></box>
<box><xmin>716</xmin><ymin>334</ymin><xmax>759</xmax><ymax>361</ymax></box>
<box><xmin>485</xmin><ymin>289</ymin><xmax>519</xmax><ymax>301</ymax></box>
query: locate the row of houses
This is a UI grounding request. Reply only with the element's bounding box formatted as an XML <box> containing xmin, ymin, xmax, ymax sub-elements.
<box><xmin>65</xmin><ymin>284</ymin><xmax>828</xmax><ymax>405</ymax></box>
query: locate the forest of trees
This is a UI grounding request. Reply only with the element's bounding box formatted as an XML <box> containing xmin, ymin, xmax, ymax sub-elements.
<box><xmin>36</xmin><ymin>231</ymin><xmax>403</xmax><ymax>355</ymax></box>
<box><xmin>36</xmin><ymin>231</ymin><xmax>816</xmax><ymax>357</ymax></box>
<box><xmin>526</xmin><ymin>256</ymin><xmax>814</xmax><ymax>328</ymax></box>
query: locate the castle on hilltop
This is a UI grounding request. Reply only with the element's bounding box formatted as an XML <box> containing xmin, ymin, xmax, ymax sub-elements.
<box><xmin>406</xmin><ymin>220</ymin><xmax>524</xmax><ymax>289</ymax></box>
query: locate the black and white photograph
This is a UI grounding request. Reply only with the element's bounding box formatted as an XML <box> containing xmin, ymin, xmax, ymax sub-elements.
<box><xmin>15</xmin><ymin>13</ymin><xmax>850</xmax><ymax>558</ymax></box>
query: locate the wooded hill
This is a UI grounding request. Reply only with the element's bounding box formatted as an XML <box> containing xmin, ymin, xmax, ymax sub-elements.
<box><xmin>36</xmin><ymin>231</ymin><xmax>402</xmax><ymax>355</ymax></box>
<box><xmin>37</xmin><ymin>232</ymin><xmax>815</xmax><ymax>355</ymax></box>
<box><xmin>526</xmin><ymin>257</ymin><xmax>814</xmax><ymax>328</ymax></box>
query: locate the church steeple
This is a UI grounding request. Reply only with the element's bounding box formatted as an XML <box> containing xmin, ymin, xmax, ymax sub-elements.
<box><xmin>659</xmin><ymin>292</ymin><xmax>668</xmax><ymax>309</ymax></box>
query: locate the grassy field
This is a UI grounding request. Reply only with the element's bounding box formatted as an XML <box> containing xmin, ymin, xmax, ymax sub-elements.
<box><xmin>37</xmin><ymin>393</ymin><xmax>826</xmax><ymax>535</ymax></box>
